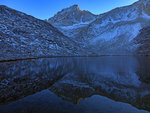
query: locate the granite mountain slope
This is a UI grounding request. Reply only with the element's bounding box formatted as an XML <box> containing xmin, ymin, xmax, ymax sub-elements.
<box><xmin>1</xmin><ymin>0</ymin><xmax>150</xmax><ymax>60</ymax></box>
<box><xmin>0</xmin><ymin>5</ymin><xmax>82</xmax><ymax>61</ymax></box>
<box><xmin>48</xmin><ymin>0</ymin><xmax>150</xmax><ymax>55</ymax></box>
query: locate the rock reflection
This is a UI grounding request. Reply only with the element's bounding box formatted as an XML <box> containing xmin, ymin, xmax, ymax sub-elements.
<box><xmin>0</xmin><ymin>56</ymin><xmax>150</xmax><ymax>111</ymax></box>
<box><xmin>0</xmin><ymin>58</ymin><xmax>73</xmax><ymax>103</ymax></box>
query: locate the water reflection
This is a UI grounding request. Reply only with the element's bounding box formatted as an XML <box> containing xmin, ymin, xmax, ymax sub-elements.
<box><xmin>0</xmin><ymin>56</ymin><xmax>150</xmax><ymax>113</ymax></box>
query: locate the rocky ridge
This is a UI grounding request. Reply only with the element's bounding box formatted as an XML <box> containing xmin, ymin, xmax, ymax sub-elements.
<box><xmin>48</xmin><ymin>0</ymin><xmax>150</xmax><ymax>55</ymax></box>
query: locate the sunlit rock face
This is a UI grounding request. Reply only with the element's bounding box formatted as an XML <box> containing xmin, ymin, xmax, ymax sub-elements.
<box><xmin>0</xmin><ymin>5</ymin><xmax>82</xmax><ymax>61</ymax></box>
<box><xmin>48</xmin><ymin>0</ymin><xmax>150</xmax><ymax>55</ymax></box>
<box><xmin>1</xmin><ymin>57</ymin><xmax>150</xmax><ymax>111</ymax></box>
<box><xmin>48</xmin><ymin>5</ymin><xmax>96</xmax><ymax>26</ymax></box>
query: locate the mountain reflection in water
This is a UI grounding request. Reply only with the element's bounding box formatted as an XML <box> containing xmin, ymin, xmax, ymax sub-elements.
<box><xmin>0</xmin><ymin>56</ymin><xmax>150</xmax><ymax>113</ymax></box>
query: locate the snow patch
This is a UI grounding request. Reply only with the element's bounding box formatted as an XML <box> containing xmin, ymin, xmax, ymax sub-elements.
<box><xmin>59</xmin><ymin>19</ymin><xmax>95</xmax><ymax>30</ymax></box>
<box><xmin>98</xmin><ymin>9</ymin><xmax>138</xmax><ymax>27</ymax></box>
<box><xmin>91</xmin><ymin>23</ymin><xmax>141</xmax><ymax>43</ymax></box>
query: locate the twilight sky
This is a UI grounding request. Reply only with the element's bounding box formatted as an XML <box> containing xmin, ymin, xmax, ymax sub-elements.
<box><xmin>0</xmin><ymin>0</ymin><xmax>139</xmax><ymax>20</ymax></box>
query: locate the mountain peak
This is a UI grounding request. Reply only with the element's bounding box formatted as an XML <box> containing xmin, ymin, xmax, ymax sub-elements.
<box><xmin>48</xmin><ymin>4</ymin><xmax>96</xmax><ymax>26</ymax></box>
<box><xmin>64</xmin><ymin>4</ymin><xmax>81</xmax><ymax>12</ymax></box>
<box><xmin>51</xmin><ymin>4</ymin><xmax>81</xmax><ymax>17</ymax></box>
<box><xmin>70</xmin><ymin>4</ymin><xmax>80</xmax><ymax>9</ymax></box>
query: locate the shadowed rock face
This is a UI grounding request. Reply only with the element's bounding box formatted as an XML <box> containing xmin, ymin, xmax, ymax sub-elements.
<box><xmin>0</xmin><ymin>57</ymin><xmax>150</xmax><ymax>111</ymax></box>
<box><xmin>0</xmin><ymin>5</ymin><xmax>81</xmax><ymax>61</ymax></box>
<box><xmin>135</xmin><ymin>27</ymin><xmax>150</xmax><ymax>55</ymax></box>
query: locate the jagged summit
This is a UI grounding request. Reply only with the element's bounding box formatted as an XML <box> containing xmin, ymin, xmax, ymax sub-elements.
<box><xmin>48</xmin><ymin>4</ymin><xmax>97</xmax><ymax>26</ymax></box>
<box><xmin>52</xmin><ymin>4</ymin><xmax>88</xmax><ymax>16</ymax></box>
<box><xmin>68</xmin><ymin>4</ymin><xmax>80</xmax><ymax>10</ymax></box>
<box><xmin>57</xmin><ymin>4</ymin><xmax>81</xmax><ymax>14</ymax></box>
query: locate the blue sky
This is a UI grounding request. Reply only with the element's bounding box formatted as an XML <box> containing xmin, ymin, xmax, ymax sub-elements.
<box><xmin>0</xmin><ymin>0</ymin><xmax>138</xmax><ymax>20</ymax></box>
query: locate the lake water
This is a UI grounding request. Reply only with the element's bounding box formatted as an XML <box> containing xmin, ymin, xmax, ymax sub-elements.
<box><xmin>0</xmin><ymin>56</ymin><xmax>150</xmax><ymax>113</ymax></box>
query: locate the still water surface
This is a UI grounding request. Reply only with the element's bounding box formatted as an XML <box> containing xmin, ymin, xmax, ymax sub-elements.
<box><xmin>0</xmin><ymin>56</ymin><xmax>150</xmax><ymax>113</ymax></box>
